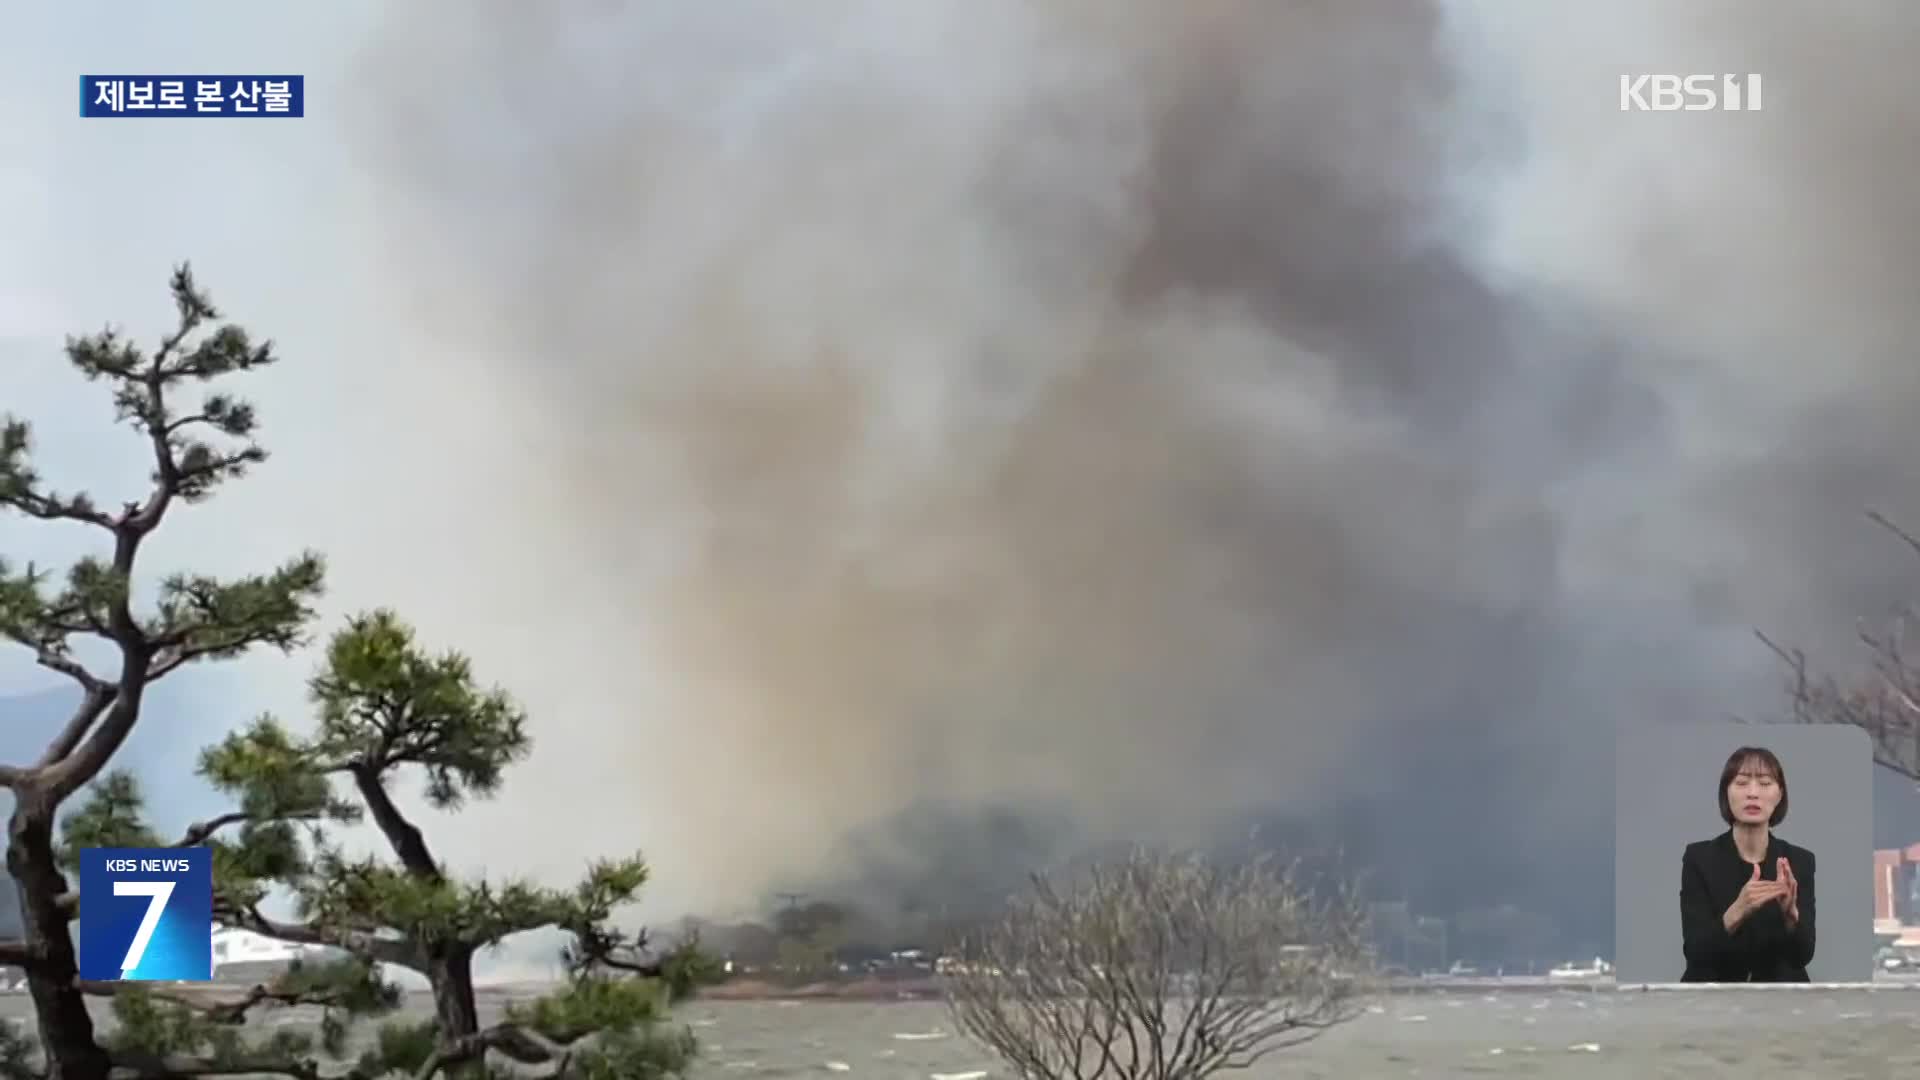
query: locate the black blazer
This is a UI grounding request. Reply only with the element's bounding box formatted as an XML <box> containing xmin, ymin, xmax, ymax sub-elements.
<box><xmin>1679</xmin><ymin>830</ymin><xmax>1816</xmax><ymax>982</ymax></box>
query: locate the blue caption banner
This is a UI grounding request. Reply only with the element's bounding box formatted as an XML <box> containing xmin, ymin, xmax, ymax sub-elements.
<box><xmin>80</xmin><ymin>75</ymin><xmax>304</xmax><ymax>118</ymax></box>
<box><xmin>78</xmin><ymin>847</ymin><xmax>213</xmax><ymax>981</ymax></box>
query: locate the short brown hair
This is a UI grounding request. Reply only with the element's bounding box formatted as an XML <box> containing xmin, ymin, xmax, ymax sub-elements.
<box><xmin>1718</xmin><ymin>745</ymin><xmax>1788</xmax><ymax>826</ymax></box>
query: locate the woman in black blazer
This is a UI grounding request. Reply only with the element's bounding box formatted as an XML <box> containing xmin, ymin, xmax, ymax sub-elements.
<box><xmin>1679</xmin><ymin>745</ymin><xmax>1816</xmax><ymax>982</ymax></box>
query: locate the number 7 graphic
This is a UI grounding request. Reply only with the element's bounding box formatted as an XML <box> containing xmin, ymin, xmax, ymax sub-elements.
<box><xmin>114</xmin><ymin>880</ymin><xmax>175</xmax><ymax>974</ymax></box>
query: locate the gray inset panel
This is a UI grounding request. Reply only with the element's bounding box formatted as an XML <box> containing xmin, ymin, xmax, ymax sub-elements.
<box><xmin>1615</xmin><ymin>724</ymin><xmax>1871</xmax><ymax>983</ymax></box>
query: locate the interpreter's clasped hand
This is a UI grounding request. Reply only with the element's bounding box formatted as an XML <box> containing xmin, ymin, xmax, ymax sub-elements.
<box><xmin>1736</xmin><ymin>861</ymin><xmax>1788</xmax><ymax>917</ymax></box>
<box><xmin>1776</xmin><ymin>856</ymin><xmax>1800</xmax><ymax>927</ymax></box>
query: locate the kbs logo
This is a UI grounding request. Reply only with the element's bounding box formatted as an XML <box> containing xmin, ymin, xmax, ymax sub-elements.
<box><xmin>1619</xmin><ymin>74</ymin><xmax>1763</xmax><ymax>112</ymax></box>
<box><xmin>78</xmin><ymin>847</ymin><xmax>213</xmax><ymax>981</ymax></box>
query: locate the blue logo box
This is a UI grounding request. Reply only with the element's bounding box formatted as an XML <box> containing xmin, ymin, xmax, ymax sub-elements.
<box><xmin>78</xmin><ymin>847</ymin><xmax>212</xmax><ymax>981</ymax></box>
<box><xmin>80</xmin><ymin>76</ymin><xmax>304</xmax><ymax>118</ymax></box>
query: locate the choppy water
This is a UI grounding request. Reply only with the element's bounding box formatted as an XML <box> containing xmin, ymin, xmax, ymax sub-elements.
<box><xmin>11</xmin><ymin>987</ymin><xmax>1920</xmax><ymax>1078</ymax></box>
<box><xmin>675</xmin><ymin>990</ymin><xmax>1920</xmax><ymax>1078</ymax></box>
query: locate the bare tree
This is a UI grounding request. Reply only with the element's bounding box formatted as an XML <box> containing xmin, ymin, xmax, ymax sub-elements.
<box><xmin>940</xmin><ymin>848</ymin><xmax>1373</xmax><ymax>1080</ymax></box>
<box><xmin>1759</xmin><ymin>511</ymin><xmax>1920</xmax><ymax>781</ymax></box>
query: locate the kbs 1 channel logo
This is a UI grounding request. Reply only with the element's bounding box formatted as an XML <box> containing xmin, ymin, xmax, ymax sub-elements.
<box><xmin>1619</xmin><ymin>73</ymin><xmax>1763</xmax><ymax>112</ymax></box>
<box><xmin>80</xmin><ymin>75</ymin><xmax>304</xmax><ymax>118</ymax></box>
<box><xmin>78</xmin><ymin>848</ymin><xmax>214</xmax><ymax>982</ymax></box>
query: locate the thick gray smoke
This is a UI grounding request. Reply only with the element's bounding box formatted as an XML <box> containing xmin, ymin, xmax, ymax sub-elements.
<box><xmin>306</xmin><ymin>0</ymin><xmax>1919</xmax><ymax>942</ymax></box>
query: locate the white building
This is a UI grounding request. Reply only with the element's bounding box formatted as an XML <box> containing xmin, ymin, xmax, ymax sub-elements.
<box><xmin>209</xmin><ymin>924</ymin><xmax>338</xmax><ymax>982</ymax></box>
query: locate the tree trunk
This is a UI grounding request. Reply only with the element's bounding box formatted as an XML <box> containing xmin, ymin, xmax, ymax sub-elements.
<box><xmin>7</xmin><ymin>795</ymin><xmax>111</xmax><ymax>1080</ymax></box>
<box><xmin>428</xmin><ymin>942</ymin><xmax>483</xmax><ymax>1079</ymax></box>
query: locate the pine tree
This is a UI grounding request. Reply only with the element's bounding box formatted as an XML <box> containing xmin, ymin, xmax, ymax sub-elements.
<box><xmin>61</xmin><ymin>610</ymin><xmax>716</xmax><ymax>1079</ymax></box>
<box><xmin>1</xmin><ymin>267</ymin><xmax>714</xmax><ymax>1079</ymax></box>
<box><xmin>0</xmin><ymin>265</ymin><xmax>326</xmax><ymax>1080</ymax></box>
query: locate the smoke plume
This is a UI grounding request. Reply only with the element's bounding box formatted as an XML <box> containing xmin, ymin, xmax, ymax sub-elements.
<box><xmin>292</xmin><ymin>0</ymin><xmax>1919</xmax><ymax>943</ymax></box>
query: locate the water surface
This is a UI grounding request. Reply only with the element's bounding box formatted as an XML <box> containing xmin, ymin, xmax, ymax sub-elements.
<box><xmin>9</xmin><ymin>986</ymin><xmax>1918</xmax><ymax>1077</ymax></box>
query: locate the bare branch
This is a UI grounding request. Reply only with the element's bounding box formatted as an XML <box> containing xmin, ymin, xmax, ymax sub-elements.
<box><xmin>943</xmin><ymin>849</ymin><xmax>1372</xmax><ymax>1080</ymax></box>
<box><xmin>1754</xmin><ymin>628</ymin><xmax>1798</xmax><ymax>673</ymax></box>
<box><xmin>1756</xmin><ymin>514</ymin><xmax>1920</xmax><ymax>782</ymax></box>
<box><xmin>1869</xmin><ymin>510</ymin><xmax>1920</xmax><ymax>561</ymax></box>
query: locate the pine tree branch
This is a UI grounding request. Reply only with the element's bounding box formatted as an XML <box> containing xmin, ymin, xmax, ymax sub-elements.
<box><xmin>107</xmin><ymin>515</ymin><xmax>151</xmax><ymax>646</ymax></box>
<box><xmin>348</xmin><ymin>767</ymin><xmax>440</xmax><ymax>882</ymax></box>
<box><xmin>425</xmin><ymin>1022</ymin><xmax>573</xmax><ymax>1075</ymax></box>
<box><xmin>42</xmin><ymin>526</ymin><xmax>161</xmax><ymax>803</ymax></box>
<box><xmin>0</xmin><ymin>492</ymin><xmax>115</xmax><ymax>530</ymax></box>
<box><xmin>37</xmin><ymin>686</ymin><xmax>118</xmax><ymax>768</ymax></box>
<box><xmin>79</xmin><ymin>977</ymin><xmax>365</xmax><ymax>1024</ymax></box>
<box><xmin>590</xmin><ymin>955</ymin><xmax>667</xmax><ymax>977</ymax></box>
<box><xmin>225</xmin><ymin>907</ymin><xmax>415</xmax><ymax>969</ymax></box>
<box><xmin>171</xmin><ymin>813</ymin><xmax>253</xmax><ymax>848</ymax></box>
<box><xmin>171</xmin><ymin>805</ymin><xmax>330</xmax><ymax>848</ymax></box>
<box><xmin>146</xmin><ymin>634</ymin><xmax>281</xmax><ymax>683</ymax></box>
<box><xmin>0</xmin><ymin>564</ymin><xmax>116</xmax><ymax>769</ymax></box>
<box><xmin>47</xmin><ymin>695</ymin><xmax>147</xmax><ymax>804</ymax></box>
<box><xmin>0</xmin><ymin>417</ymin><xmax>115</xmax><ymax>530</ymax></box>
<box><xmin>14</xmin><ymin>642</ymin><xmax>112</xmax><ymax>696</ymax></box>
<box><xmin>142</xmin><ymin>558</ymin><xmax>325</xmax><ymax>683</ymax></box>
<box><xmin>121</xmin><ymin>321</ymin><xmax>191</xmax><ymax>540</ymax></box>
<box><xmin>106</xmin><ymin>1049</ymin><xmax>367</xmax><ymax>1080</ymax></box>
<box><xmin>31</xmin><ymin>274</ymin><xmax>272</xmax><ymax>805</ymax></box>
<box><xmin>80</xmin><ymin>981</ymin><xmax>250</xmax><ymax>1020</ymax></box>
<box><xmin>145</xmin><ymin>653</ymin><xmax>194</xmax><ymax>682</ymax></box>
<box><xmin>0</xmin><ymin>938</ymin><xmax>38</xmax><ymax>967</ymax></box>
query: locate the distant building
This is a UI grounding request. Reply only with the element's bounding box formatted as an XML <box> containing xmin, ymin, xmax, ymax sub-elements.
<box><xmin>209</xmin><ymin>924</ymin><xmax>344</xmax><ymax>983</ymax></box>
<box><xmin>1871</xmin><ymin>844</ymin><xmax>1920</xmax><ymax>943</ymax></box>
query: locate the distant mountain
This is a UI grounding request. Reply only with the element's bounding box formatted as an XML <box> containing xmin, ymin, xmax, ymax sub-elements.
<box><xmin>0</xmin><ymin>687</ymin><xmax>73</xmax><ymax>762</ymax></box>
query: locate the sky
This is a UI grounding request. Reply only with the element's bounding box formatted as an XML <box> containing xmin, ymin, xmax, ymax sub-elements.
<box><xmin>0</xmin><ymin>1</ymin><xmax>387</xmax><ymax>814</ymax></box>
<box><xmin>5</xmin><ymin>1</ymin><xmax>1920</xmax><ymax>965</ymax></box>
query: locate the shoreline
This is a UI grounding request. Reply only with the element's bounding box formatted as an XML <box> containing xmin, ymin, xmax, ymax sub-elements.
<box><xmin>687</xmin><ymin>972</ymin><xmax>1920</xmax><ymax>1002</ymax></box>
<box><xmin>82</xmin><ymin>972</ymin><xmax>1920</xmax><ymax>1008</ymax></box>
<box><xmin>700</xmin><ymin>976</ymin><xmax>944</xmax><ymax>1002</ymax></box>
<box><xmin>690</xmin><ymin>975</ymin><xmax>1620</xmax><ymax>1002</ymax></box>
